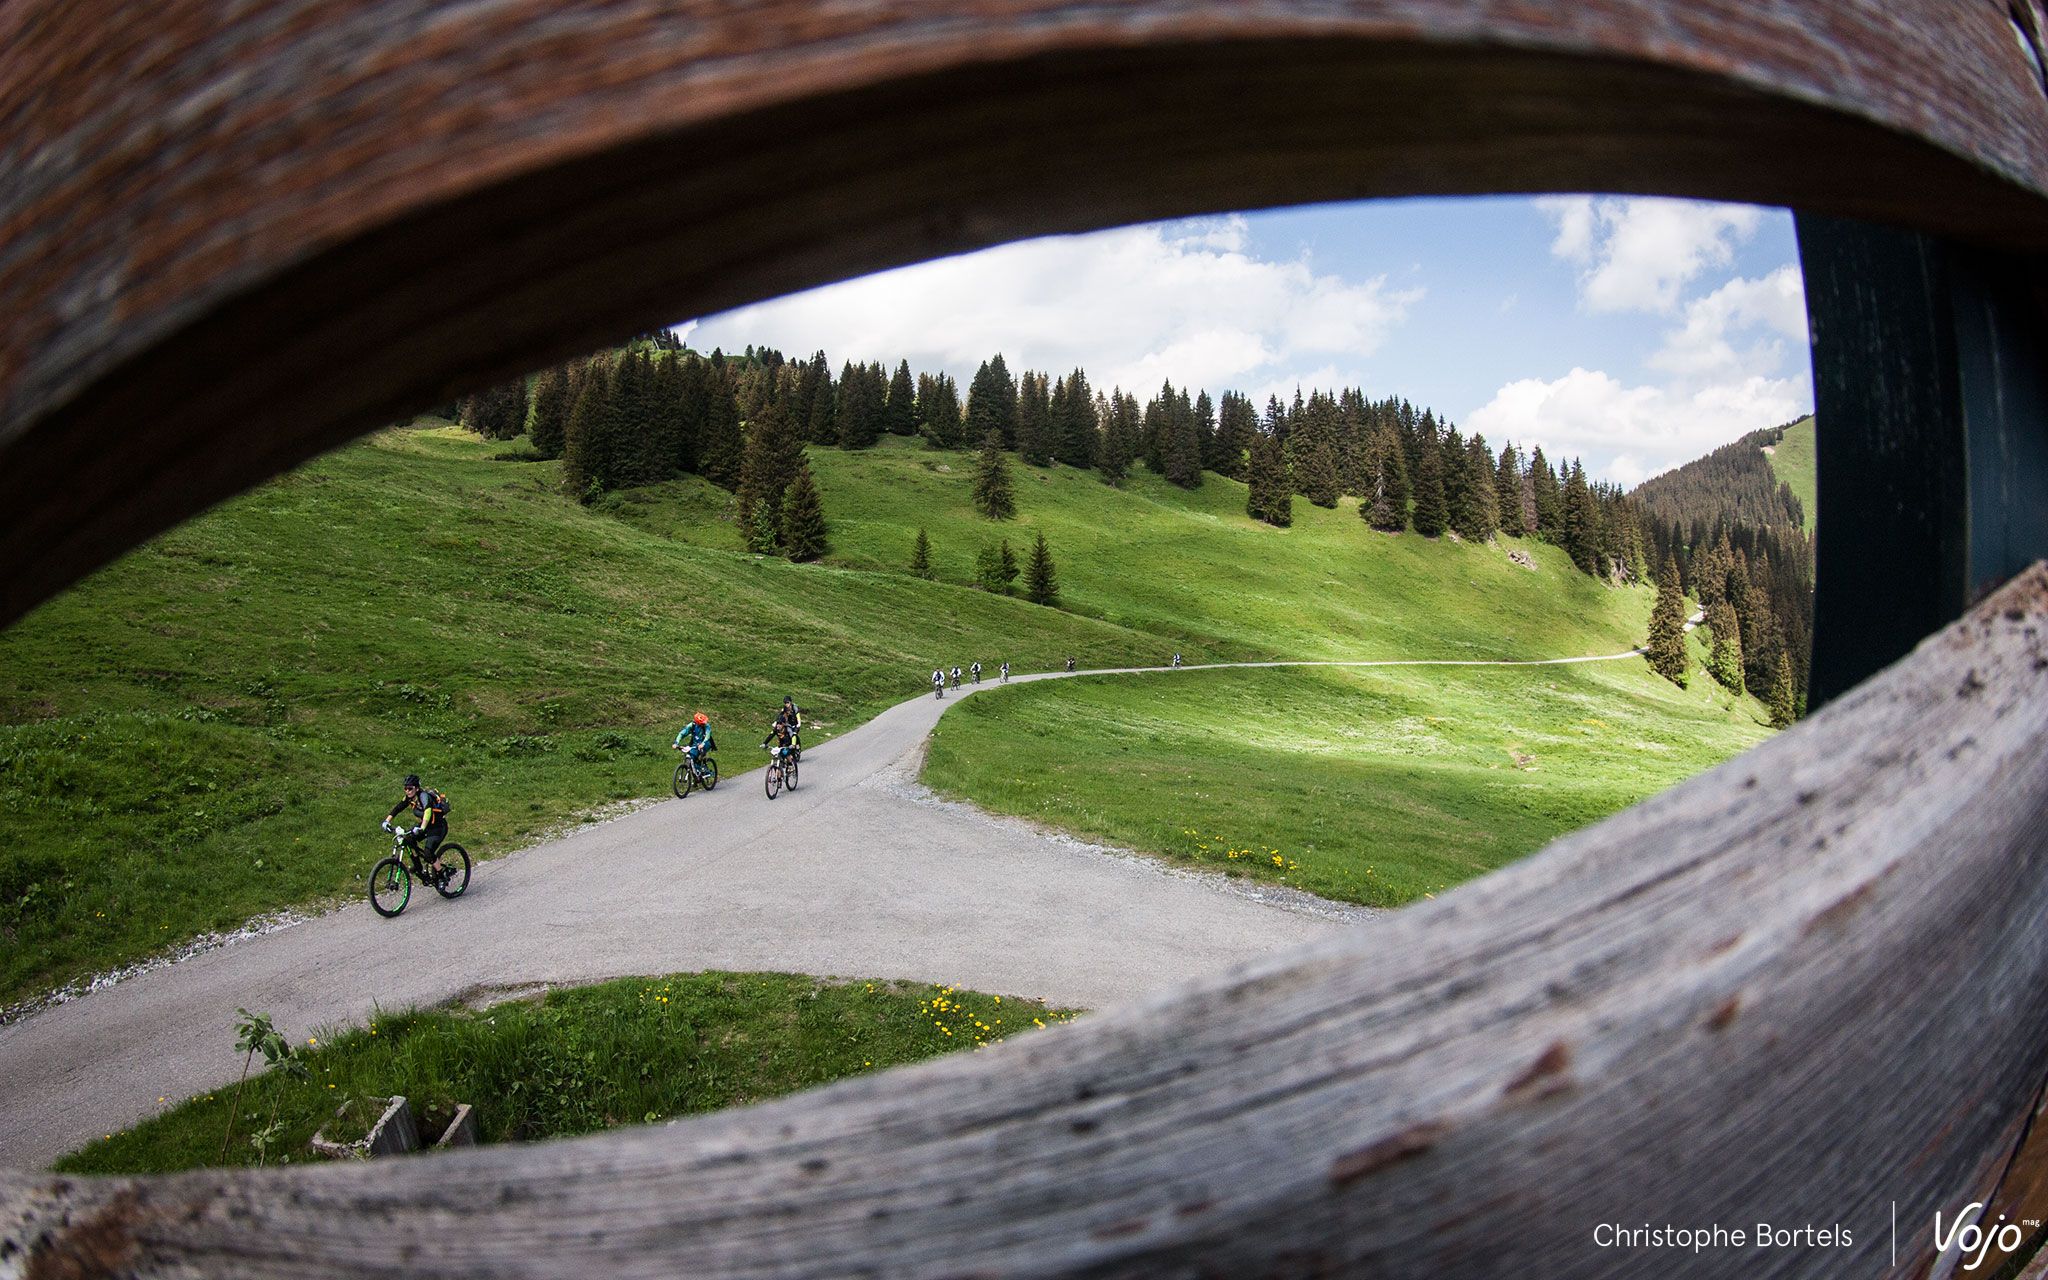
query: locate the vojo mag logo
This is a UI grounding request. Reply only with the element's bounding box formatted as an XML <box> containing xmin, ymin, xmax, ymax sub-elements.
<box><xmin>1933</xmin><ymin>1203</ymin><xmax>2038</xmax><ymax>1272</ymax></box>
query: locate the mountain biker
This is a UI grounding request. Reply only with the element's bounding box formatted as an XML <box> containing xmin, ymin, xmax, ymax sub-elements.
<box><xmin>970</xmin><ymin>661</ymin><xmax>982</xmax><ymax>683</ymax></box>
<box><xmin>673</xmin><ymin>712</ymin><xmax>715</xmax><ymax>776</ymax></box>
<box><xmin>1000</xmin><ymin>661</ymin><xmax>1010</xmax><ymax>682</ymax></box>
<box><xmin>932</xmin><ymin>668</ymin><xmax>944</xmax><ymax>698</ymax></box>
<box><xmin>779</xmin><ymin>696</ymin><xmax>803</xmax><ymax>757</ymax></box>
<box><xmin>950</xmin><ymin>665</ymin><xmax>962</xmax><ymax>687</ymax></box>
<box><xmin>383</xmin><ymin>774</ymin><xmax>450</xmax><ymax>877</ymax></box>
<box><xmin>1172</xmin><ymin>652</ymin><xmax>1182</xmax><ymax>669</ymax></box>
<box><xmin>762</xmin><ymin>715</ymin><xmax>796</xmax><ymax>761</ymax></box>
<box><xmin>1065</xmin><ymin>656</ymin><xmax>1075</xmax><ymax>672</ymax></box>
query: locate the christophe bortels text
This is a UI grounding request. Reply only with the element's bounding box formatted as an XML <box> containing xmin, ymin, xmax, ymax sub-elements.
<box><xmin>1592</xmin><ymin>1223</ymin><xmax>1853</xmax><ymax>1253</ymax></box>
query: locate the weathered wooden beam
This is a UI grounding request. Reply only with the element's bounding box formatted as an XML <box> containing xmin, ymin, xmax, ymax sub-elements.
<box><xmin>1799</xmin><ymin>215</ymin><xmax>2048</xmax><ymax>708</ymax></box>
<box><xmin>7</xmin><ymin>1</ymin><xmax>2048</xmax><ymax>627</ymax></box>
<box><xmin>8</xmin><ymin>566</ymin><xmax>2048</xmax><ymax>1276</ymax></box>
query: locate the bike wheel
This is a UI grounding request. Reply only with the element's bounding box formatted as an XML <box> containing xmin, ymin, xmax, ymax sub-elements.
<box><xmin>786</xmin><ymin>754</ymin><xmax>799</xmax><ymax>790</ymax></box>
<box><xmin>765</xmin><ymin>760</ymin><xmax>783</xmax><ymax>798</ymax></box>
<box><xmin>701</xmin><ymin>757</ymin><xmax>718</xmax><ymax>790</ymax></box>
<box><xmin>431</xmin><ymin>843</ymin><xmax>471</xmax><ymax>899</ymax></box>
<box><xmin>673</xmin><ymin>761</ymin><xmax>694</xmax><ymax>798</ymax></box>
<box><xmin>369</xmin><ymin>856</ymin><xmax>411</xmax><ymax>918</ymax></box>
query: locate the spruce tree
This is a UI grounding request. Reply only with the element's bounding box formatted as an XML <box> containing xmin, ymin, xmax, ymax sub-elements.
<box><xmin>1023</xmin><ymin>532</ymin><xmax>1059</xmax><ymax>607</ymax></box>
<box><xmin>1646</xmin><ymin>555</ymin><xmax>1690</xmax><ymax>687</ymax></box>
<box><xmin>972</xmin><ymin>430</ymin><xmax>1015</xmax><ymax>520</ymax></box>
<box><xmin>998</xmin><ymin>539</ymin><xmax>1020</xmax><ymax>592</ymax></box>
<box><xmin>1529</xmin><ymin>447</ymin><xmax>1563</xmax><ymax>538</ymax></box>
<box><xmin>1097</xmin><ymin>391</ymin><xmax>1136</xmax><ymax>485</ymax></box>
<box><xmin>1768</xmin><ymin>652</ymin><xmax>1796</xmax><ymax>728</ymax></box>
<box><xmin>674</xmin><ymin>353</ymin><xmax>708</xmax><ymax>472</ymax></box>
<box><xmin>1165</xmin><ymin>386</ymin><xmax>1204</xmax><ymax>489</ymax></box>
<box><xmin>1057</xmin><ymin>369</ymin><xmax>1097</xmax><ymax>469</ymax></box>
<box><xmin>1562</xmin><ymin>461</ymin><xmax>1600</xmax><ymax>574</ymax></box>
<box><xmin>1362</xmin><ymin>424</ymin><xmax>1404</xmax><ymax>532</ymax></box>
<box><xmin>974</xmin><ymin>544</ymin><xmax>1007</xmax><ymax>593</ymax></box>
<box><xmin>963</xmin><ymin>356</ymin><xmax>1018</xmax><ymax>449</ymax></box>
<box><xmin>697</xmin><ymin>361</ymin><xmax>745</xmax><ymax>490</ymax></box>
<box><xmin>1212</xmin><ymin>391</ymin><xmax>1255</xmax><ymax>479</ymax></box>
<box><xmin>1494</xmin><ymin>442</ymin><xmax>1525</xmax><ymax>535</ymax></box>
<box><xmin>737</xmin><ymin>401</ymin><xmax>802</xmax><ymax>539</ymax></box>
<box><xmin>916</xmin><ymin>372</ymin><xmax>962</xmax><ymax>449</ymax></box>
<box><xmin>1410</xmin><ymin>437</ymin><xmax>1449</xmax><ymax>537</ymax></box>
<box><xmin>836</xmin><ymin>359</ymin><xmax>880</xmax><ymax>449</ymax></box>
<box><xmin>1193</xmin><ymin>391</ymin><xmax>1216</xmax><ymax>475</ymax></box>
<box><xmin>528</xmin><ymin>364</ymin><xmax>569</xmax><ymax>459</ymax></box>
<box><xmin>1016</xmin><ymin>370</ymin><xmax>1054</xmax><ymax>466</ymax></box>
<box><xmin>1439</xmin><ymin>426</ymin><xmax>1475</xmax><ymax>537</ymax></box>
<box><xmin>883</xmin><ymin>360</ymin><xmax>917</xmax><ymax>436</ymax></box>
<box><xmin>1464</xmin><ymin>434</ymin><xmax>1500</xmax><ymax>542</ymax></box>
<box><xmin>1247</xmin><ymin>433</ymin><xmax>1292</xmax><ymax>527</ymax></box>
<box><xmin>1708</xmin><ymin>598</ymin><xmax>1745</xmax><ymax>693</ymax></box>
<box><xmin>909</xmin><ymin>526</ymin><xmax>934</xmax><ymax>580</ymax></box>
<box><xmin>780</xmin><ymin>459</ymin><xmax>828</xmax><ymax>561</ymax></box>
<box><xmin>561</xmin><ymin>356</ymin><xmax>615</xmax><ymax>499</ymax></box>
<box><xmin>745</xmin><ymin>503</ymin><xmax>779</xmax><ymax>555</ymax></box>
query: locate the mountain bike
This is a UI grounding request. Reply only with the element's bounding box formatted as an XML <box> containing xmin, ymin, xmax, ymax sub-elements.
<box><xmin>673</xmin><ymin>748</ymin><xmax>719</xmax><ymax>798</ymax></box>
<box><xmin>368</xmin><ymin>825</ymin><xmax>471</xmax><ymax>918</ymax></box>
<box><xmin>765</xmin><ymin>743</ymin><xmax>799</xmax><ymax>797</ymax></box>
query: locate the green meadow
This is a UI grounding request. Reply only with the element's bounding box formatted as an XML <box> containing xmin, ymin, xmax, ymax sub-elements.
<box><xmin>1769</xmin><ymin>415</ymin><xmax>1817</xmax><ymax>531</ymax></box>
<box><xmin>924</xmin><ymin>654</ymin><xmax>1770</xmax><ymax>908</ymax></box>
<box><xmin>1</xmin><ymin>422</ymin><xmax>1744</xmax><ymax>1011</ymax></box>
<box><xmin>55</xmin><ymin>972</ymin><xmax>1077</xmax><ymax>1175</ymax></box>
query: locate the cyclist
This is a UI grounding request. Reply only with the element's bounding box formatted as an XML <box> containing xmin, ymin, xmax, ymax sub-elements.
<box><xmin>950</xmin><ymin>665</ymin><xmax>962</xmax><ymax>688</ymax></box>
<box><xmin>1172</xmin><ymin>652</ymin><xmax>1182</xmax><ymax>669</ymax></box>
<box><xmin>1065</xmin><ymin>656</ymin><xmax>1075</xmax><ymax>672</ymax></box>
<box><xmin>761</xmin><ymin>714</ymin><xmax>796</xmax><ymax>766</ymax></box>
<box><xmin>932</xmin><ymin>668</ymin><xmax>945</xmax><ymax>698</ymax></box>
<box><xmin>1000</xmin><ymin>661</ymin><xmax>1010</xmax><ymax>683</ymax></box>
<box><xmin>778</xmin><ymin>695</ymin><xmax>803</xmax><ymax>757</ymax></box>
<box><xmin>970</xmin><ymin>661</ymin><xmax>982</xmax><ymax>684</ymax></box>
<box><xmin>383</xmin><ymin>774</ymin><xmax>451</xmax><ymax>879</ymax></box>
<box><xmin>673</xmin><ymin>712</ymin><xmax>715</xmax><ymax>780</ymax></box>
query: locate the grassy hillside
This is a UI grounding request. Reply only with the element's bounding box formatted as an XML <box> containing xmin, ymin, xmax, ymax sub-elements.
<box><xmin>0</xmin><ymin>426</ymin><xmax>1659</xmax><ymax>1011</ymax></box>
<box><xmin>925</xmin><ymin>657</ymin><xmax>1770</xmax><ymax>908</ymax></box>
<box><xmin>1767</xmin><ymin>415</ymin><xmax>1817</xmax><ymax>531</ymax></box>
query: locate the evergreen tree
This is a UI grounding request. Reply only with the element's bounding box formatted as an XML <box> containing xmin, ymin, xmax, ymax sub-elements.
<box><xmin>561</xmin><ymin>356</ymin><xmax>616</xmax><ymax>499</ymax></box>
<box><xmin>806</xmin><ymin>358</ymin><xmax>838</xmax><ymax>445</ymax></box>
<box><xmin>1494</xmin><ymin>442</ymin><xmax>1525</xmax><ymax>535</ymax></box>
<box><xmin>737</xmin><ymin>401</ymin><xmax>803</xmax><ymax>541</ymax></box>
<box><xmin>883</xmin><ymin>360</ymin><xmax>918</xmax><ymax>437</ymax></box>
<box><xmin>1562</xmin><ymin>461</ymin><xmax>1600</xmax><ymax>574</ymax></box>
<box><xmin>698</xmin><ymin>358</ymin><xmax>745</xmax><ymax>490</ymax></box>
<box><xmin>462</xmin><ymin>378</ymin><xmax>529</xmax><ymax>440</ymax></box>
<box><xmin>528</xmin><ymin>364</ymin><xmax>569</xmax><ymax>459</ymax></box>
<box><xmin>974</xmin><ymin>544</ymin><xmax>1008</xmax><ymax>593</ymax></box>
<box><xmin>963</xmin><ymin>356</ymin><xmax>1018</xmax><ymax>449</ymax></box>
<box><xmin>972</xmin><ymin>430</ymin><xmax>1015</xmax><ymax>520</ymax></box>
<box><xmin>1361</xmin><ymin>422</ymin><xmax>1405</xmax><ymax>532</ymax></box>
<box><xmin>1211</xmin><ymin>391</ymin><xmax>1256</xmax><ymax>479</ymax></box>
<box><xmin>836</xmin><ymin>359</ymin><xmax>881</xmax><ymax>449</ymax></box>
<box><xmin>1646</xmin><ymin>554</ymin><xmax>1690</xmax><ymax>687</ymax></box>
<box><xmin>780</xmin><ymin>459</ymin><xmax>828</xmax><ymax>561</ymax></box>
<box><xmin>1165</xmin><ymin>385</ymin><xmax>1204</xmax><ymax>489</ymax></box>
<box><xmin>1463</xmin><ymin>434</ymin><xmax>1500</xmax><ymax>542</ymax></box>
<box><xmin>1056</xmin><ymin>369</ymin><xmax>1097</xmax><ymax>468</ymax></box>
<box><xmin>1410</xmin><ymin>436</ymin><xmax>1449</xmax><ymax>537</ymax></box>
<box><xmin>1193</xmin><ymin>391</ymin><xmax>1217</xmax><ymax>475</ymax></box>
<box><xmin>1016</xmin><ymin>370</ymin><xmax>1054</xmax><ymax>466</ymax></box>
<box><xmin>998</xmin><ymin>539</ymin><xmax>1020</xmax><ymax>592</ymax></box>
<box><xmin>1023</xmin><ymin>532</ymin><xmax>1059</xmax><ymax>607</ymax></box>
<box><xmin>674</xmin><ymin>353</ymin><xmax>709</xmax><ymax>472</ymax></box>
<box><xmin>1768</xmin><ymin>651</ymin><xmax>1796</xmax><ymax>728</ymax></box>
<box><xmin>1530</xmin><ymin>447</ymin><xmax>1563</xmax><ymax>539</ymax></box>
<box><xmin>909</xmin><ymin>526</ymin><xmax>934</xmax><ymax>580</ymax></box>
<box><xmin>1247</xmin><ymin>432</ymin><xmax>1293</xmax><ymax>527</ymax></box>
<box><xmin>745</xmin><ymin>502</ymin><xmax>779</xmax><ymax>555</ymax></box>
<box><xmin>1707</xmin><ymin>598</ymin><xmax>1745</xmax><ymax>693</ymax></box>
<box><xmin>1439</xmin><ymin>425</ymin><xmax>1476</xmax><ymax>536</ymax></box>
<box><xmin>916</xmin><ymin>372</ymin><xmax>962</xmax><ymax>448</ymax></box>
<box><xmin>1097</xmin><ymin>390</ymin><xmax>1138</xmax><ymax>485</ymax></box>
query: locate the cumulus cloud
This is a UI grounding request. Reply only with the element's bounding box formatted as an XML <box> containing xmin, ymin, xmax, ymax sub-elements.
<box><xmin>1538</xmin><ymin>196</ymin><xmax>1764</xmax><ymax>314</ymax></box>
<box><xmin>1471</xmin><ymin>201</ymin><xmax>1810</xmax><ymax>483</ymax></box>
<box><xmin>681</xmin><ymin>216</ymin><xmax>1420</xmax><ymax>396</ymax></box>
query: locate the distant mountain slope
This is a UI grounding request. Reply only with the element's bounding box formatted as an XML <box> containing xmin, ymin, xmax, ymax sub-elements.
<box><xmin>1765</xmin><ymin>415</ymin><xmax>1816</xmax><ymax>532</ymax></box>
<box><xmin>1632</xmin><ymin>420</ymin><xmax>1807</xmax><ymax>535</ymax></box>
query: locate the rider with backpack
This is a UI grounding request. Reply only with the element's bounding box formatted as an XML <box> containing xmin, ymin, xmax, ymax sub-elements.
<box><xmin>383</xmin><ymin>774</ymin><xmax>451</xmax><ymax>878</ymax></box>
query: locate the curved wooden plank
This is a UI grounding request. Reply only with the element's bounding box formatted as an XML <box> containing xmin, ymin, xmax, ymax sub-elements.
<box><xmin>5</xmin><ymin>1</ymin><xmax>2048</xmax><ymax>625</ymax></box>
<box><xmin>9</xmin><ymin>566</ymin><xmax>2048</xmax><ymax>1277</ymax></box>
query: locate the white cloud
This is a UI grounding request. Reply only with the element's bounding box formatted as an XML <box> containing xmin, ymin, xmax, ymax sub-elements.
<box><xmin>681</xmin><ymin>217</ymin><xmax>1421</xmax><ymax>398</ymax></box>
<box><xmin>1648</xmin><ymin>264</ymin><xmax>1807</xmax><ymax>380</ymax></box>
<box><xmin>1468</xmin><ymin>365</ymin><xmax>1808</xmax><ymax>483</ymax></box>
<box><xmin>1537</xmin><ymin>196</ymin><xmax>1763</xmax><ymax>314</ymax></box>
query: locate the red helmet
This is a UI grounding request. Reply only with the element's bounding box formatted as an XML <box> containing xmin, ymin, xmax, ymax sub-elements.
<box><xmin>693</xmin><ymin>712</ymin><xmax>707</xmax><ymax>725</ymax></box>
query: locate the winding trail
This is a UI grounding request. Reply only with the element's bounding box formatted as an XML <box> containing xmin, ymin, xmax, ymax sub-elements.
<box><xmin>0</xmin><ymin>643</ymin><xmax>1658</xmax><ymax>1168</ymax></box>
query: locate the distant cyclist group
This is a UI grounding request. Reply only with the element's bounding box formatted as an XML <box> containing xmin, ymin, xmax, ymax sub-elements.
<box><xmin>931</xmin><ymin>660</ymin><xmax>1009</xmax><ymax>698</ymax></box>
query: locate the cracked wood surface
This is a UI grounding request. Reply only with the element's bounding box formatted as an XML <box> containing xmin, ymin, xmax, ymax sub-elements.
<box><xmin>6</xmin><ymin>1</ymin><xmax>2048</xmax><ymax>625</ymax></box>
<box><xmin>8</xmin><ymin>569</ymin><xmax>2048</xmax><ymax>1276</ymax></box>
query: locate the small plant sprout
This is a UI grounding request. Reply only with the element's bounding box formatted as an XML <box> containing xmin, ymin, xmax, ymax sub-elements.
<box><xmin>220</xmin><ymin>1008</ymin><xmax>311</xmax><ymax>1166</ymax></box>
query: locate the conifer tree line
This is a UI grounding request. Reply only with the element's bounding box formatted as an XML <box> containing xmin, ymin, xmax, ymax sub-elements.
<box><xmin>1631</xmin><ymin>419</ymin><xmax>1815</xmax><ymax>715</ymax></box>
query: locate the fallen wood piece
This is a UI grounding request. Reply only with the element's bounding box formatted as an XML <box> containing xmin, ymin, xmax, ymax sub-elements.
<box><xmin>8</xmin><ymin>565</ymin><xmax>2048</xmax><ymax>1277</ymax></box>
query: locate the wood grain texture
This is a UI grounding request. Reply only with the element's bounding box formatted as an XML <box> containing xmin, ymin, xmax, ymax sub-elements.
<box><xmin>5</xmin><ymin>1</ymin><xmax>2048</xmax><ymax>626</ymax></box>
<box><xmin>9</xmin><ymin>567</ymin><xmax>2048</xmax><ymax>1277</ymax></box>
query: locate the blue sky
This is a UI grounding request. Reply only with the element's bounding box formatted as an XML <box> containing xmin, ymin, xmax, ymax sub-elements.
<box><xmin>679</xmin><ymin>196</ymin><xmax>1812</xmax><ymax>488</ymax></box>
